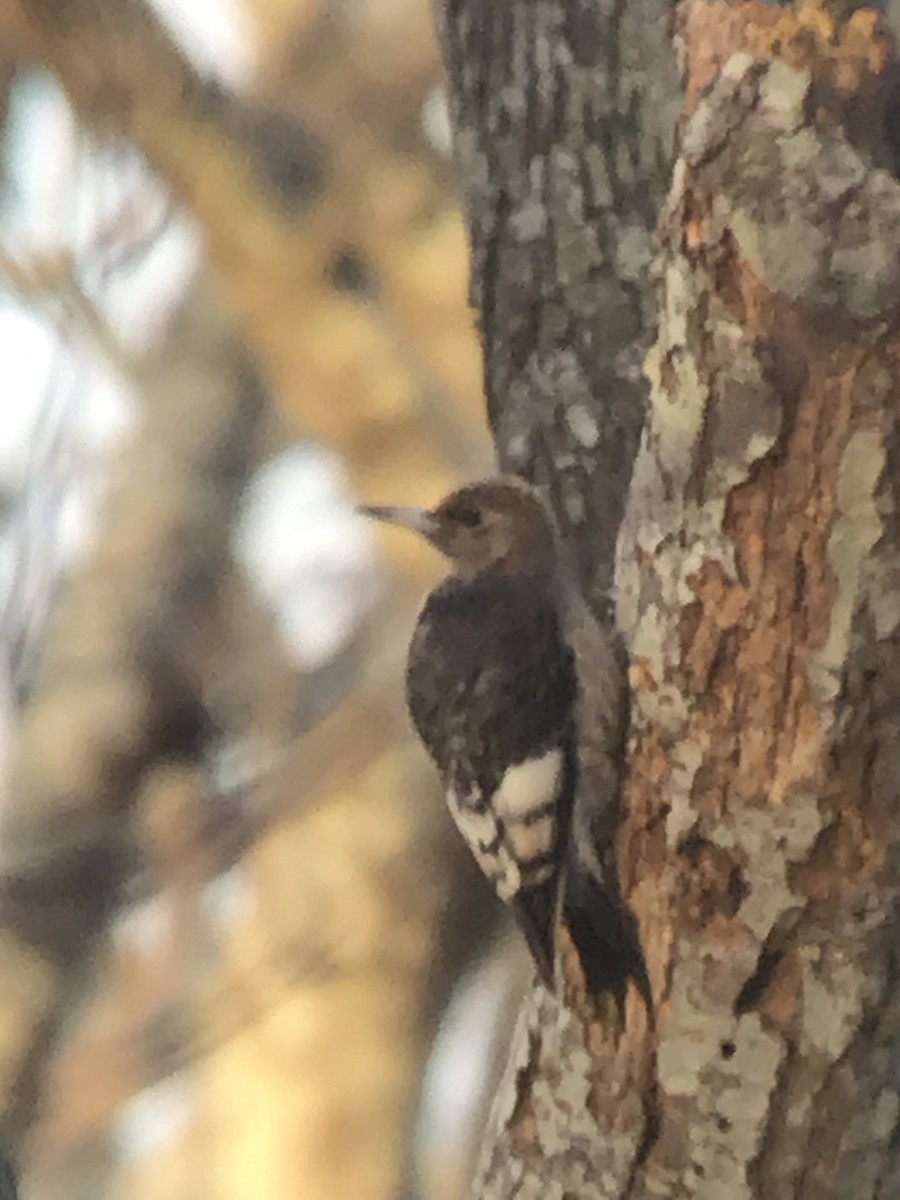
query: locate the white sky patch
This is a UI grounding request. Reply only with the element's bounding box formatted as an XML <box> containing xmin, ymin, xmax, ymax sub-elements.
<box><xmin>103</xmin><ymin>213</ymin><xmax>202</xmax><ymax>350</ymax></box>
<box><xmin>4</xmin><ymin>71</ymin><xmax>202</xmax><ymax>350</ymax></box>
<box><xmin>0</xmin><ymin>311</ymin><xmax>138</xmax><ymax>488</ymax></box>
<box><xmin>235</xmin><ymin>444</ymin><xmax>380</xmax><ymax>669</ymax></box>
<box><xmin>416</xmin><ymin>947</ymin><xmax>527</xmax><ymax>1175</ymax></box>
<box><xmin>0</xmin><ymin>309</ymin><xmax>60</xmax><ymax>484</ymax></box>
<box><xmin>3</xmin><ymin>75</ymin><xmax>77</xmax><ymax>251</ymax></box>
<box><xmin>115</xmin><ymin>1074</ymin><xmax>198</xmax><ymax>1160</ymax></box>
<box><xmin>53</xmin><ymin>474</ymin><xmax>108</xmax><ymax>564</ymax></box>
<box><xmin>68</xmin><ymin>356</ymin><xmax>139</xmax><ymax>458</ymax></box>
<box><xmin>419</xmin><ymin>969</ymin><xmax>498</xmax><ymax>1139</ymax></box>
<box><xmin>149</xmin><ymin>0</ymin><xmax>257</xmax><ymax>87</ymax></box>
<box><xmin>421</xmin><ymin>85</ymin><xmax>452</xmax><ymax>157</ymax></box>
<box><xmin>203</xmin><ymin>866</ymin><xmax>255</xmax><ymax>927</ymax></box>
<box><xmin>113</xmin><ymin>895</ymin><xmax>172</xmax><ymax>956</ymax></box>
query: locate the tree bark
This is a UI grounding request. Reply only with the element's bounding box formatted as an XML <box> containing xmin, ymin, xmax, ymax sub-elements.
<box><xmin>437</xmin><ymin>0</ymin><xmax>900</xmax><ymax>1196</ymax></box>
<box><xmin>435</xmin><ymin>0</ymin><xmax>678</xmax><ymax>608</ymax></box>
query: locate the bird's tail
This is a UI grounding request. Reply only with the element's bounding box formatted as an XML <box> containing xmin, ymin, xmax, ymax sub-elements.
<box><xmin>511</xmin><ymin>869</ymin><xmax>651</xmax><ymax>1017</ymax></box>
<box><xmin>510</xmin><ymin>878</ymin><xmax>559</xmax><ymax>989</ymax></box>
<box><xmin>561</xmin><ymin>865</ymin><xmax>651</xmax><ymax>1017</ymax></box>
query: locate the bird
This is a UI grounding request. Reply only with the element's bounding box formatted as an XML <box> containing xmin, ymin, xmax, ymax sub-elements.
<box><xmin>361</xmin><ymin>475</ymin><xmax>637</xmax><ymax>998</ymax></box>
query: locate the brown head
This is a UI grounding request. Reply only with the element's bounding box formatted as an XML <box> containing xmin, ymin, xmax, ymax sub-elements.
<box><xmin>360</xmin><ymin>476</ymin><xmax>558</xmax><ymax>577</ymax></box>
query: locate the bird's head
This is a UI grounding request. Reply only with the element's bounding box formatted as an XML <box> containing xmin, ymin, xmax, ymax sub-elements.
<box><xmin>360</xmin><ymin>476</ymin><xmax>558</xmax><ymax>577</ymax></box>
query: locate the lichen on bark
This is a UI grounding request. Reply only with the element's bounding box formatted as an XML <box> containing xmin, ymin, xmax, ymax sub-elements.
<box><xmin>617</xmin><ymin>49</ymin><xmax>900</xmax><ymax>1198</ymax></box>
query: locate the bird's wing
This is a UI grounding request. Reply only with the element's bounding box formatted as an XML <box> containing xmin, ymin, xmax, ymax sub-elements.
<box><xmin>405</xmin><ymin>576</ymin><xmax>578</xmax><ymax>980</ymax></box>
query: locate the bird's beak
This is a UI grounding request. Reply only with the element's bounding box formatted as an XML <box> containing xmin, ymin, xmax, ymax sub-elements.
<box><xmin>358</xmin><ymin>504</ymin><xmax>441</xmax><ymax>541</ymax></box>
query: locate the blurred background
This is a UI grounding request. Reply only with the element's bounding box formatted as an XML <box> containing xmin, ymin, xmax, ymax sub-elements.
<box><xmin>0</xmin><ymin>0</ymin><xmax>533</xmax><ymax>1196</ymax></box>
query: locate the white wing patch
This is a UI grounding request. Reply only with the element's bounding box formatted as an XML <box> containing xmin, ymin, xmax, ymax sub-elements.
<box><xmin>450</xmin><ymin>800</ymin><xmax>496</xmax><ymax>849</ymax></box>
<box><xmin>449</xmin><ymin>795</ymin><xmax>519</xmax><ymax>897</ymax></box>
<box><xmin>446</xmin><ymin>751</ymin><xmax>563</xmax><ymax>903</ymax></box>
<box><xmin>506</xmin><ymin>814</ymin><xmax>555</xmax><ymax>863</ymax></box>
<box><xmin>494</xmin><ymin>751</ymin><xmax>564</xmax><ymax>821</ymax></box>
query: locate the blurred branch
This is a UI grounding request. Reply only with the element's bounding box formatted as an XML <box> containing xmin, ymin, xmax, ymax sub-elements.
<box><xmin>31</xmin><ymin>670</ymin><xmax>479</xmax><ymax>1192</ymax></box>
<box><xmin>91</xmin><ymin>188</ymin><xmax>175</xmax><ymax>282</ymax></box>
<box><xmin>0</xmin><ymin>351</ymin><xmax>76</xmax><ymax>703</ymax></box>
<box><xmin>0</xmin><ymin>281</ymin><xmax>268</xmax><ymax>1157</ymax></box>
<box><xmin>6</xmin><ymin>0</ymin><xmax>326</xmax><ymax>224</ymax></box>
<box><xmin>8</xmin><ymin>0</ymin><xmax>487</xmax><ymax>584</ymax></box>
<box><xmin>0</xmin><ymin>246</ymin><xmax>134</xmax><ymax>370</ymax></box>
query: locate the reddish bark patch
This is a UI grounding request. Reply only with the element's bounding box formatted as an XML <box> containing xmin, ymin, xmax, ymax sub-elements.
<box><xmin>681</xmin><ymin>0</ymin><xmax>896</xmax><ymax>163</ymax></box>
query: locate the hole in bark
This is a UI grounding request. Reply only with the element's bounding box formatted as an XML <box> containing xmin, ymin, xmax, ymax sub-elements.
<box><xmin>720</xmin><ymin>1040</ymin><xmax>736</xmax><ymax>1060</ymax></box>
<box><xmin>678</xmin><ymin>600</ymin><xmax>704</xmax><ymax>651</ymax></box>
<box><xmin>236</xmin><ymin>106</ymin><xmax>330</xmax><ymax>207</ymax></box>
<box><xmin>705</xmin><ymin>629</ymin><xmax>739</xmax><ymax>697</ymax></box>
<box><xmin>726</xmin><ymin>864</ymin><xmax>749</xmax><ymax>915</ymax></box>
<box><xmin>677</xmin><ymin>830</ymin><xmax>706</xmax><ymax>862</ymax></box>
<box><xmin>717</xmin><ymin>1116</ymin><xmax>732</xmax><ymax>1133</ymax></box>
<box><xmin>677</xmin><ymin>833</ymin><xmax>747</xmax><ymax>922</ymax></box>
<box><xmin>734</xmin><ymin>945</ymin><xmax>783</xmax><ymax>1015</ymax></box>
<box><xmin>328</xmin><ymin>245</ymin><xmax>376</xmax><ymax>295</ymax></box>
<box><xmin>508</xmin><ymin>312</ymin><xmax>540</xmax><ymax>377</ymax></box>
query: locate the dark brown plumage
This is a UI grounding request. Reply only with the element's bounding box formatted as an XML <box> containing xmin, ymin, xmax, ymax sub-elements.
<box><xmin>406</xmin><ymin>569</ymin><xmax>575</xmax><ymax>982</ymax></box>
<box><xmin>362</xmin><ymin>476</ymin><xmax>639</xmax><ymax>999</ymax></box>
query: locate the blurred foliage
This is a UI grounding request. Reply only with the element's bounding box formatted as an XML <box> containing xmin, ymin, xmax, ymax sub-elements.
<box><xmin>0</xmin><ymin>0</ymin><xmax>497</xmax><ymax>1198</ymax></box>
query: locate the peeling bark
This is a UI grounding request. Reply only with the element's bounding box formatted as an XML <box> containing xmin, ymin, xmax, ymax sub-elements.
<box><xmin>437</xmin><ymin>0</ymin><xmax>900</xmax><ymax>1196</ymax></box>
<box><xmin>618</xmin><ymin>43</ymin><xmax>900</xmax><ymax>1198</ymax></box>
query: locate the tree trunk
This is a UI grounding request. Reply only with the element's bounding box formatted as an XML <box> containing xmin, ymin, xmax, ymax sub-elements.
<box><xmin>435</xmin><ymin>0</ymin><xmax>678</xmax><ymax>611</ymax></box>
<box><xmin>436</xmin><ymin>0</ymin><xmax>900</xmax><ymax>1195</ymax></box>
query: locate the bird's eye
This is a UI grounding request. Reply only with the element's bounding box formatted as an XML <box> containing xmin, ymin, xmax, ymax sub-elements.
<box><xmin>453</xmin><ymin>504</ymin><xmax>482</xmax><ymax>528</ymax></box>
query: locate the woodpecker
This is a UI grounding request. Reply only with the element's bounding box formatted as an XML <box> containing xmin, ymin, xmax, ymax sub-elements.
<box><xmin>362</xmin><ymin>476</ymin><xmax>636</xmax><ymax>997</ymax></box>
